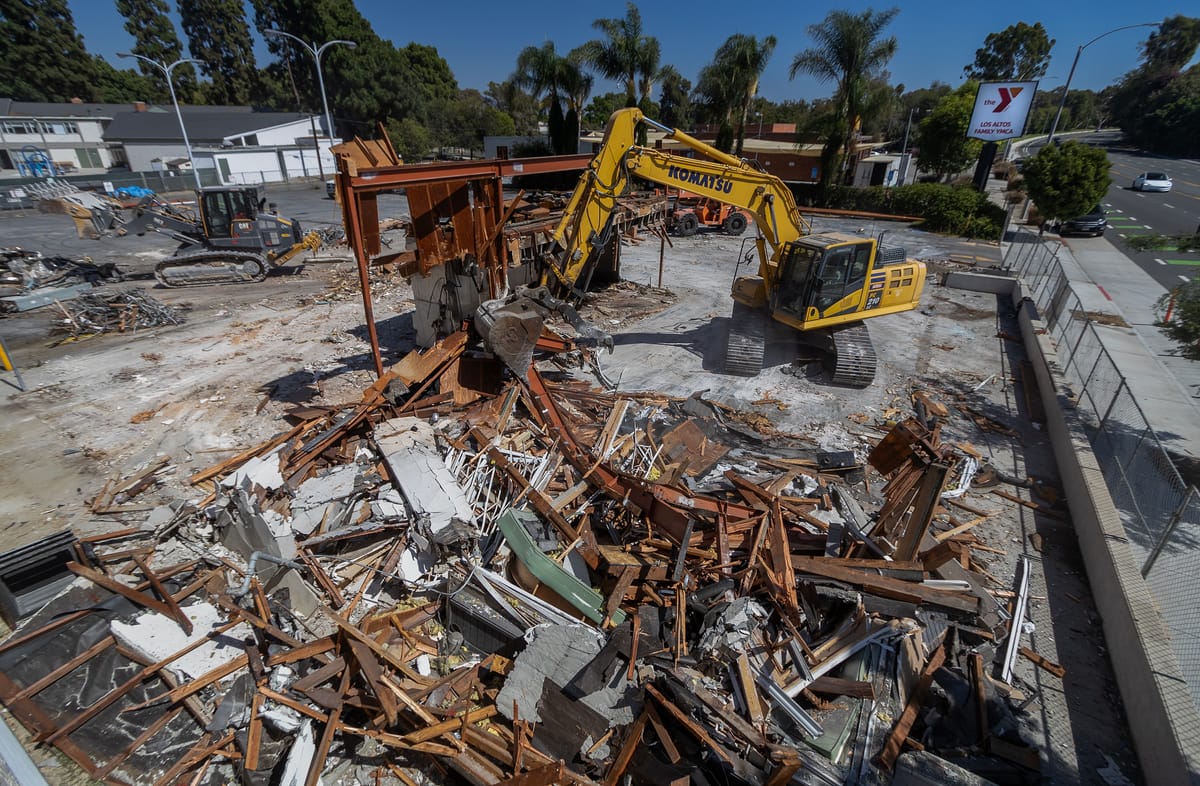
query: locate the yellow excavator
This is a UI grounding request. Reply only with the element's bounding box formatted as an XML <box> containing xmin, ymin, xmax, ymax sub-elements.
<box><xmin>476</xmin><ymin>108</ymin><xmax>926</xmax><ymax>386</ymax></box>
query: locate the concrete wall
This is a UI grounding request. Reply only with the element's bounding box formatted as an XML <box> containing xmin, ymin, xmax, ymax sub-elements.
<box><xmin>949</xmin><ymin>271</ymin><xmax>1200</xmax><ymax>785</ymax></box>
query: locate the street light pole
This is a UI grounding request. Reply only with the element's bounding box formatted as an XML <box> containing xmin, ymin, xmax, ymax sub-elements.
<box><xmin>898</xmin><ymin>107</ymin><xmax>920</xmax><ymax>186</ymax></box>
<box><xmin>118</xmin><ymin>52</ymin><xmax>203</xmax><ymax>190</ymax></box>
<box><xmin>264</xmin><ymin>30</ymin><xmax>356</xmax><ymax>143</ymax></box>
<box><xmin>1046</xmin><ymin>22</ymin><xmax>1158</xmax><ymax>144</ymax></box>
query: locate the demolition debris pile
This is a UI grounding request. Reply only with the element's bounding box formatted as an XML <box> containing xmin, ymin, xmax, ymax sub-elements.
<box><xmin>0</xmin><ymin>328</ymin><xmax>1065</xmax><ymax>786</ymax></box>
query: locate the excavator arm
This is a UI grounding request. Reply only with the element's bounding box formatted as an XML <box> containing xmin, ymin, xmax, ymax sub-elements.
<box><xmin>545</xmin><ymin>107</ymin><xmax>811</xmax><ymax>294</ymax></box>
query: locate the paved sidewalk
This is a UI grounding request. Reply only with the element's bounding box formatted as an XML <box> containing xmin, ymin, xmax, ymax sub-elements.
<box><xmin>1008</xmin><ymin>232</ymin><xmax>1200</xmax><ymax>464</ymax></box>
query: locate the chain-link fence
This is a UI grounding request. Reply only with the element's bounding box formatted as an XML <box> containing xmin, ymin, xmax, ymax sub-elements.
<box><xmin>1005</xmin><ymin>234</ymin><xmax>1200</xmax><ymax>710</ymax></box>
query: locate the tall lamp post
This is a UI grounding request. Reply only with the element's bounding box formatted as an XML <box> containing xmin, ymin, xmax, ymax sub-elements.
<box><xmin>118</xmin><ymin>52</ymin><xmax>203</xmax><ymax>190</ymax></box>
<box><xmin>1046</xmin><ymin>22</ymin><xmax>1158</xmax><ymax>144</ymax></box>
<box><xmin>897</xmin><ymin>107</ymin><xmax>921</xmax><ymax>186</ymax></box>
<box><xmin>263</xmin><ymin>30</ymin><xmax>356</xmax><ymax>144</ymax></box>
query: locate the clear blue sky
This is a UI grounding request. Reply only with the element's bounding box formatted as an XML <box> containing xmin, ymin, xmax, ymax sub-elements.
<box><xmin>67</xmin><ymin>0</ymin><xmax>1191</xmax><ymax>105</ymax></box>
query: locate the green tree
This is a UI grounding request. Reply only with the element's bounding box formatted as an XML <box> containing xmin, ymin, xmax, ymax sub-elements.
<box><xmin>881</xmin><ymin>83</ymin><xmax>949</xmax><ymax>143</ymax></box>
<box><xmin>709</xmin><ymin>34</ymin><xmax>777</xmax><ymax>155</ymax></box>
<box><xmin>656</xmin><ymin>65</ymin><xmax>692</xmax><ymax>129</ymax></box>
<box><xmin>916</xmin><ymin>81</ymin><xmax>983</xmax><ymax>181</ymax></box>
<box><xmin>0</xmin><ymin>0</ymin><xmax>99</xmax><ymax>101</ymax></box>
<box><xmin>91</xmin><ymin>57</ymin><xmax>160</xmax><ymax>102</ymax></box>
<box><xmin>1022</xmin><ymin>140</ymin><xmax>1111</xmax><ymax>224</ymax></box>
<box><xmin>789</xmin><ymin>8</ymin><xmax>900</xmax><ymax>191</ymax></box>
<box><xmin>486</xmin><ymin>80</ymin><xmax>540</xmax><ymax>135</ymax></box>
<box><xmin>1156</xmin><ymin>280</ymin><xmax>1200</xmax><ymax>360</ymax></box>
<box><xmin>384</xmin><ymin>116</ymin><xmax>432</xmax><ymax>162</ymax></box>
<box><xmin>1141</xmin><ymin>15</ymin><xmax>1200</xmax><ymax>74</ymax></box>
<box><xmin>582</xmin><ymin>91</ymin><xmax>627</xmax><ymax>129</ymax></box>
<box><xmin>1106</xmin><ymin>18</ymin><xmax>1200</xmax><ymax>154</ymax></box>
<box><xmin>431</xmin><ymin>89</ymin><xmax>515</xmax><ymax>153</ymax></box>
<box><xmin>251</xmin><ymin>0</ymin><xmax>458</xmax><ymax>138</ymax></box>
<box><xmin>561</xmin><ymin>49</ymin><xmax>593</xmax><ymax>151</ymax></box>
<box><xmin>694</xmin><ymin>60</ymin><xmax>739</xmax><ymax>152</ymax></box>
<box><xmin>179</xmin><ymin>0</ymin><xmax>259</xmax><ymax>105</ymax></box>
<box><xmin>963</xmin><ymin>22</ymin><xmax>1054</xmax><ymax>81</ymax></box>
<box><xmin>115</xmin><ymin>0</ymin><xmax>197</xmax><ymax>102</ymax></box>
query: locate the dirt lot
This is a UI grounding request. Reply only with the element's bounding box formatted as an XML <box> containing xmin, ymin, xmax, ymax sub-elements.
<box><xmin>0</xmin><ymin>183</ymin><xmax>1143</xmax><ymax>784</ymax></box>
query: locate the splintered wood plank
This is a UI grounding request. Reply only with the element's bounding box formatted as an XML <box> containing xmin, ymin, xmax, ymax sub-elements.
<box><xmin>393</xmin><ymin>331</ymin><xmax>468</xmax><ymax>386</ymax></box>
<box><xmin>645</xmin><ymin>684</ymin><xmax>734</xmax><ymax>764</ymax></box>
<box><xmin>874</xmin><ymin>644</ymin><xmax>945</xmax><ymax>771</ymax></box>
<box><xmin>306</xmin><ymin>669</ymin><xmax>350</xmax><ymax>786</ymax></box>
<box><xmin>345</xmin><ymin>637</ymin><xmax>400</xmax><ymax>727</ymax></box>
<box><xmin>604</xmin><ymin>709</ymin><xmax>649</xmax><ymax>786</ymax></box>
<box><xmin>67</xmin><ymin>561</ymin><xmax>180</xmax><ymax>622</ymax></box>
<box><xmin>734</xmin><ymin>654</ymin><xmax>766</xmax><ymax>726</ymax></box>
<box><xmin>133</xmin><ymin>555</ymin><xmax>193</xmax><ymax>635</ymax></box>
<box><xmin>605</xmin><ymin>565</ymin><xmax>639</xmax><ymax>618</ymax></box>
<box><xmin>245</xmin><ymin>692</ymin><xmax>265</xmax><ymax>771</ymax></box>
<box><xmin>789</xmin><ymin>556</ymin><xmax>978</xmax><ymax>614</ymax></box>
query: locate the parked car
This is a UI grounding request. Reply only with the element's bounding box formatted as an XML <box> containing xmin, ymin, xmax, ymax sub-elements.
<box><xmin>326</xmin><ymin>179</ymin><xmax>336</xmax><ymax>199</ymax></box>
<box><xmin>1132</xmin><ymin>172</ymin><xmax>1172</xmax><ymax>192</ymax></box>
<box><xmin>1058</xmin><ymin>205</ymin><xmax>1108</xmax><ymax>237</ymax></box>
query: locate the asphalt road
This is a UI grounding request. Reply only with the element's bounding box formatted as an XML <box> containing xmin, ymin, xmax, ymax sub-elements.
<box><xmin>1027</xmin><ymin>131</ymin><xmax>1200</xmax><ymax>289</ymax></box>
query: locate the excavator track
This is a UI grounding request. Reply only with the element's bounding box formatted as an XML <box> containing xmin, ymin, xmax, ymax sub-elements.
<box><xmin>725</xmin><ymin>301</ymin><xmax>766</xmax><ymax>376</ymax></box>
<box><xmin>827</xmin><ymin>322</ymin><xmax>877</xmax><ymax>387</ymax></box>
<box><xmin>155</xmin><ymin>251</ymin><xmax>269</xmax><ymax>288</ymax></box>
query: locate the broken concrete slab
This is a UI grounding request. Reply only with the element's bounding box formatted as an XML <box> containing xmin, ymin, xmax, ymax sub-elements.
<box><xmin>374</xmin><ymin>416</ymin><xmax>475</xmax><ymax>545</ymax></box>
<box><xmin>109</xmin><ymin>601</ymin><xmax>253</xmax><ymax>681</ymax></box>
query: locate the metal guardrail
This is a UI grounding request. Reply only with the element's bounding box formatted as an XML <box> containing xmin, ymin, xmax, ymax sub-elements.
<box><xmin>1004</xmin><ymin>234</ymin><xmax>1200</xmax><ymax>712</ymax></box>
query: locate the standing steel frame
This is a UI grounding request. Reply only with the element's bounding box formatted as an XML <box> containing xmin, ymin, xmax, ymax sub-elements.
<box><xmin>333</xmin><ymin>152</ymin><xmax>593</xmax><ymax>377</ymax></box>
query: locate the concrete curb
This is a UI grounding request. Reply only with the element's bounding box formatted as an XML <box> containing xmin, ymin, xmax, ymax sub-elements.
<box><xmin>949</xmin><ymin>271</ymin><xmax>1200</xmax><ymax>785</ymax></box>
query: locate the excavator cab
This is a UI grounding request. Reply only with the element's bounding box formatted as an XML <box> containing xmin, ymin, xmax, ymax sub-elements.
<box><xmin>770</xmin><ymin>234</ymin><xmax>927</xmax><ymax>330</ymax></box>
<box><xmin>772</xmin><ymin>236</ymin><xmax>874</xmax><ymax>325</ymax></box>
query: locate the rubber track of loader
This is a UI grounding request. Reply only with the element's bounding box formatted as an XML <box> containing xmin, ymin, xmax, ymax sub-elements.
<box><xmin>155</xmin><ymin>251</ymin><xmax>269</xmax><ymax>288</ymax></box>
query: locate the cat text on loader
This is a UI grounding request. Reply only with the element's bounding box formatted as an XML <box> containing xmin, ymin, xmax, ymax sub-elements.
<box><xmin>43</xmin><ymin>183</ymin><xmax>320</xmax><ymax>287</ymax></box>
<box><xmin>476</xmin><ymin>107</ymin><xmax>926</xmax><ymax>386</ymax></box>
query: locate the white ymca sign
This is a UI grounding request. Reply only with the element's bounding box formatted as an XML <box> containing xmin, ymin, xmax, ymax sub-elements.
<box><xmin>967</xmin><ymin>81</ymin><xmax>1038</xmax><ymax>141</ymax></box>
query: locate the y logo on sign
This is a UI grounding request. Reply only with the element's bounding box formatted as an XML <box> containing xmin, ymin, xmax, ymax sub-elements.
<box><xmin>994</xmin><ymin>87</ymin><xmax>1023</xmax><ymax>113</ymax></box>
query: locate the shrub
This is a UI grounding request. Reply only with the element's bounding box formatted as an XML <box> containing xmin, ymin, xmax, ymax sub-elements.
<box><xmin>797</xmin><ymin>183</ymin><xmax>1005</xmax><ymax>239</ymax></box>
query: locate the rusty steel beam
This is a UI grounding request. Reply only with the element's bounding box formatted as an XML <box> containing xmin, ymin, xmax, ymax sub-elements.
<box><xmin>343</xmin><ymin>154</ymin><xmax>592</xmax><ymax>192</ymax></box>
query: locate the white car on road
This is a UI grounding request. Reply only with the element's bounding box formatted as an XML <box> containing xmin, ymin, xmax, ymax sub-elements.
<box><xmin>1132</xmin><ymin>172</ymin><xmax>1172</xmax><ymax>192</ymax></box>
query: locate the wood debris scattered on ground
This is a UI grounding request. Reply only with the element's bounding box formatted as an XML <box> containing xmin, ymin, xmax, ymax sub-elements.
<box><xmin>0</xmin><ymin>334</ymin><xmax>1067</xmax><ymax>786</ymax></box>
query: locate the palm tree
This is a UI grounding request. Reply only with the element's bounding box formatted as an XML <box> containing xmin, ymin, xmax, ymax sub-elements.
<box><xmin>561</xmin><ymin>49</ymin><xmax>594</xmax><ymax>150</ymax></box>
<box><xmin>713</xmin><ymin>34</ymin><xmax>777</xmax><ymax>156</ymax></box>
<box><xmin>579</xmin><ymin>2</ymin><xmax>660</xmax><ymax>110</ymax></box>
<box><xmin>789</xmin><ymin>8</ymin><xmax>899</xmax><ymax>188</ymax></box>
<box><xmin>695</xmin><ymin>62</ymin><xmax>739</xmax><ymax>152</ymax></box>
<box><xmin>513</xmin><ymin>41</ymin><xmax>573</xmax><ymax>153</ymax></box>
